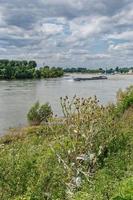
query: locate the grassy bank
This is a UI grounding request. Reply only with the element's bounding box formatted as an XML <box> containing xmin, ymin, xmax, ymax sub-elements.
<box><xmin>0</xmin><ymin>87</ymin><xmax>133</xmax><ymax>200</ymax></box>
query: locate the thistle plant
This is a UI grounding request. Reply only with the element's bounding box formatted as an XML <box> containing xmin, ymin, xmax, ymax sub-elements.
<box><xmin>54</xmin><ymin>95</ymin><xmax>118</xmax><ymax>198</ymax></box>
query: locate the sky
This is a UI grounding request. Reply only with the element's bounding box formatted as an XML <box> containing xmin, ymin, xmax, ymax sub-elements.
<box><xmin>0</xmin><ymin>0</ymin><xmax>133</xmax><ymax>68</ymax></box>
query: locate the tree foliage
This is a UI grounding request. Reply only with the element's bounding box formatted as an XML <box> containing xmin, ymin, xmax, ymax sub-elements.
<box><xmin>0</xmin><ymin>60</ymin><xmax>64</xmax><ymax>80</ymax></box>
<box><xmin>27</xmin><ymin>101</ymin><xmax>53</xmax><ymax>125</ymax></box>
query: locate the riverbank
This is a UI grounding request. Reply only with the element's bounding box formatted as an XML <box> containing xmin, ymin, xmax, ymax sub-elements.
<box><xmin>0</xmin><ymin>86</ymin><xmax>133</xmax><ymax>200</ymax></box>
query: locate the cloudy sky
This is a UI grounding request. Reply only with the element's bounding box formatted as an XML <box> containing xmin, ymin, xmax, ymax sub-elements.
<box><xmin>0</xmin><ymin>0</ymin><xmax>133</xmax><ymax>68</ymax></box>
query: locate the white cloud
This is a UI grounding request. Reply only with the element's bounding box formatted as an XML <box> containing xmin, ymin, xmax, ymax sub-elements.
<box><xmin>113</xmin><ymin>2</ymin><xmax>133</xmax><ymax>26</ymax></box>
<box><xmin>107</xmin><ymin>31</ymin><xmax>133</xmax><ymax>40</ymax></box>
<box><xmin>65</xmin><ymin>16</ymin><xmax>110</xmax><ymax>45</ymax></box>
<box><xmin>37</xmin><ymin>23</ymin><xmax>64</xmax><ymax>35</ymax></box>
<box><xmin>109</xmin><ymin>42</ymin><xmax>133</xmax><ymax>52</ymax></box>
<box><xmin>85</xmin><ymin>53</ymin><xmax>111</xmax><ymax>60</ymax></box>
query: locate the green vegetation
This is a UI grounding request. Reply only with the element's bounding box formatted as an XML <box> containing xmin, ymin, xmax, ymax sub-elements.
<box><xmin>0</xmin><ymin>86</ymin><xmax>133</xmax><ymax>200</ymax></box>
<box><xmin>0</xmin><ymin>60</ymin><xmax>132</xmax><ymax>80</ymax></box>
<box><xmin>106</xmin><ymin>67</ymin><xmax>133</xmax><ymax>74</ymax></box>
<box><xmin>27</xmin><ymin>102</ymin><xmax>53</xmax><ymax>125</ymax></box>
<box><xmin>64</xmin><ymin>67</ymin><xmax>105</xmax><ymax>74</ymax></box>
<box><xmin>64</xmin><ymin>67</ymin><xmax>133</xmax><ymax>74</ymax></box>
<box><xmin>0</xmin><ymin>60</ymin><xmax>64</xmax><ymax>80</ymax></box>
<box><xmin>117</xmin><ymin>87</ymin><xmax>133</xmax><ymax>114</ymax></box>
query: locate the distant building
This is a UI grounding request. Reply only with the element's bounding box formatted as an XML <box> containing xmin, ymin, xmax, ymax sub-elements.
<box><xmin>128</xmin><ymin>69</ymin><xmax>133</xmax><ymax>74</ymax></box>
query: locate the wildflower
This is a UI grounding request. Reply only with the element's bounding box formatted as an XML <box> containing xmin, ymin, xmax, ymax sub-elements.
<box><xmin>98</xmin><ymin>145</ymin><xmax>103</xmax><ymax>156</ymax></box>
<box><xmin>0</xmin><ymin>144</ymin><xmax>4</xmax><ymax>148</ymax></box>
<box><xmin>74</xmin><ymin>129</ymin><xmax>78</xmax><ymax>133</ymax></box>
<box><xmin>44</xmin><ymin>192</ymin><xmax>51</xmax><ymax>198</ymax></box>
<box><xmin>75</xmin><ymin>176</ymin><xmax>82</xmax><ymax>187</ymax></box>
<box><xmin>89</xmin><ymin>153</ymin><xmax>95</xmax><ymax>161</ymax></box>
<box><xmin>68</xmin><ymin>150</ymin><xmax>71</xmax><ymax>155</ymax></box>
<box><xmin>82</xmin><ymin>133</ymin><xmax>86</xmax><ymax>138</ymax></box>
<box><xmin>66</xmin><ymin>188</ymin><xmax>74</xmax><ymax>198</ymax></box>
<box><xmin>76</xmin><ymin>154</ymin><xmax>89</xmax><ymax>161</ymax></box>
<box><xmin>71</xmin><ymin>162</ymin><xmax>75</xmax><ymax>167</ymax></box>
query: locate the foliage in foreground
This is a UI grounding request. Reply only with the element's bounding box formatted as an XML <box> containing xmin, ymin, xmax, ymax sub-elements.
<box><xmin>0</xmin><ymin>86</ymin><xmax>133</xmax><ymax>200</ymax></box>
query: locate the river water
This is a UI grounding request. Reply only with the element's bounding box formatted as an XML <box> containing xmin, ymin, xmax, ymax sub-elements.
<box><xmin>0</xmin><ymin>74</ymin><xmax>133</xmax><ymax>135</ymax></box>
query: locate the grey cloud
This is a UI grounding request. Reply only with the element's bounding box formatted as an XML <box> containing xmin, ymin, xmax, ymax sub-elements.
<box><xmin>5</xmin><ymin>12</ymin><xmax>37</xmax><ymax>29</ymax></box>
<box><xmin>0</xmin><ymin>0</ymin><xmax>133</xmax><ymax>67</ymax></box>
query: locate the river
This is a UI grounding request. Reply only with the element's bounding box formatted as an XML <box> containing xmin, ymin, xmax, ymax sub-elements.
<box><xmin>0</xmin><ymin>74</ymin><xmax>133</xmax><ymax>135</ymax></box>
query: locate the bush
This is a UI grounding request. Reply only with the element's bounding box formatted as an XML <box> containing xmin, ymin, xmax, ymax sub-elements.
<box><xmin>116</xmin><ymin>86</ymin><xmax>133</xmax><ymax>114</ymax></box>
<box><xmin>27</xmin><ymin>101</ymin><xmax>53</xmax><ymax>125</ymax></box>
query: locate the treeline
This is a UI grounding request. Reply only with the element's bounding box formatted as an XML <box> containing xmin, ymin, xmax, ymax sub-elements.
<box><xmin>0</xmin><ymin>60</ymin><xmax>64</xmax><ymax>80</ymax></box>
<box><xmin>106</xmin><ymin>66</ymin><xmax>133</xmax><ymax>74</ymax></box>
<box><xmin>0</xmin><ymin>59</ymin><xmax>132</xmax><ymax>80</ymax></box>
<box><xmin>64</xmin><ymin>67</ymin><xmax>104</xmax><ymax>74</ymax></box>
<box><xmin>64</xmin><ymin>66</ymin><xmax>133</xmax><ymax>74</ymax></box>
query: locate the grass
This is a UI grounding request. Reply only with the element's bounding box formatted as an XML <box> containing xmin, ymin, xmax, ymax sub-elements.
<box><xmin>0</xmin><ymin>86</ymin><xmax>133</xmax><ymax>200</ymax></box>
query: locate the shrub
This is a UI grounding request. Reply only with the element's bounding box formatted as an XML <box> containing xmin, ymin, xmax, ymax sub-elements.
<box><xmin>27</xmin><ymin>101</ymin><xmax>53</xmax><ymax>125</ymax></box>
<box><xmin>116</xmin><ymin>86</ymin><xmax>133</xmax><ymax>114</ymax></box>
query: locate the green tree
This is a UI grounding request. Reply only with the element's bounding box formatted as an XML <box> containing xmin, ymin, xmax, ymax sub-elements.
<box><xmin>33</xmin><ymin>69</ymin><xmax>41</xmax><ymax>79</ymax></box>
<box><xmin>28</xmin><ymin>60</ymin><xmax>37</xmax><ymax>68</ymax></box>
<box><xmin>27</xmin><ymin>101</ymin><xmax>53</xmax><ymax>125</ymax></box>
